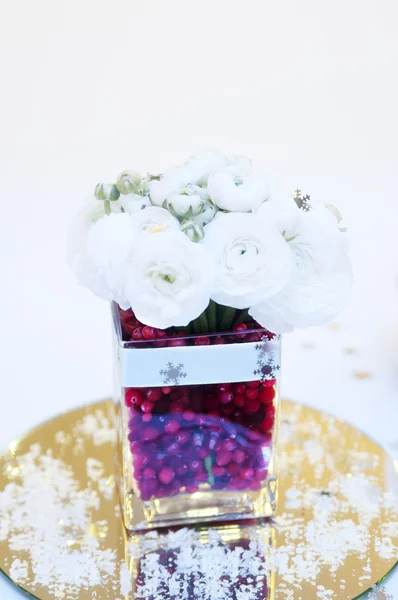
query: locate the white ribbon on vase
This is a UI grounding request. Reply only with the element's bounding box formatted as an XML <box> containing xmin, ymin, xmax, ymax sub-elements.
<box><xmin>114</xmin><ymin>334</ymin><xmax>281</xmax><ymax>388</ymax></box>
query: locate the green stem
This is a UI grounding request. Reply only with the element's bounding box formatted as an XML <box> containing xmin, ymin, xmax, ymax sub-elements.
<box><xmin>204</xmin><ymin>455</ymin><xmax>215</xmax><ymax>487</ymax></box>
<box><xmin>234</xmin><ymin>308</ymin><xmax>249</xmax><ymax>326</ymax></box>
<box><xmin>207</xmin><ymin>300</ymin><xmax>218</xmax><ymax>332</ymax></box>
<box><xmin>192</xmin><ymin>318</ymin><xmax>201</xmax><ymax>335</ymax></box>
<box><xmin>198</xmin><ymin>311</ymin><xmax>208</xmax><ymax>334</ymax></box>
<box><xmin>104</xmin><ymin>200</ymin><xmax>111</xmax><ymax>215</ymax></box>
<box><xmin>219</xmin><ymin>306</ymin><xmax>236</xmax><ymax>332</ymax></box>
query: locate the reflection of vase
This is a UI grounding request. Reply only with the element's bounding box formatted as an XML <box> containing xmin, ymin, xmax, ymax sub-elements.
<box><xmin>129</xmin><ymin>522</ymin><xmax>273</xmax><ymax>600</ymax></box>
<box><xmin>113</xmin><ymin>303</ymin><xmax>281</xmax><ymax>531</ymax></box>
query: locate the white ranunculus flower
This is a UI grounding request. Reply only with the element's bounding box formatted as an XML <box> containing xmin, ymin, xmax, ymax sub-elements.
<box><xmin>126</xmin><ymin>230</ymin><xmax>215</xmax><ymax>329</ymax></box>
<box><xmin>208</xmin><ymin>165</ymin><xmax>269</xmax><ymax>212</ymax></box>
<box><xmin>130</xmin><ymin>206</ymin><xmax>180</xmax><ymax>234</ymax></box>
<box><xmin>167</xmin><ymin>193</ymin><xmax>202</xmax><ymax>217</ymax></box>
<box><xmin>72</xmin><ymin>212</ymin><xmax>135</xmax><ymax>309</ymax></box>
<box><xmin>67</xmin><ymin>196</ymin><xmax>125</xmax><ymax>272</ymax></box>
<box><xmin>119</xmin><ymin>193</ymin><xmax>150</xmax><ymax>214</ymax></box>
<box><xmin>148</xmin><ymin>167</ymin><xmax>192</xmax><ymax>206</ymax></box>
<box><xmin>185</xmin><ymin>151</ymin><xmax>228</xmax><ymax>185</ymax></box>
<box><xmin>202</xmin><ymin>212</ymin><xmax>292</xmax><ymax>309</ymax></box>
<box><xmin>250</xmin><ymin>205</ymin><xmax>353</xmax><ymax>333</ymax></box>
<box><xmin>256</xmin><ymin>197</ymin><xmax>301</xmax><ymax>235</ymax></box>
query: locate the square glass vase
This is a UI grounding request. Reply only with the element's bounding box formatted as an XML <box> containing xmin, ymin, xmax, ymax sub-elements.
<box><xmin>112</xmin><ymin>304</ymin><xmax>281</xmax><ymax>531</ymax></box>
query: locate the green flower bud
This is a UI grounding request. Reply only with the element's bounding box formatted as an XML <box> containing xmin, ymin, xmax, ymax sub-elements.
<box><xmin>181</xmin><ymin>219</ymin><xmax>205</xmax><ymax>243</ymax></box>
<box><xmin>195</xmin><ymin>200</ymin><xmax>218</xmax><ymax>226</ymax></box>
<box><xmin>94</xmin><ymin>183</ymin><xmax>120</xmax><ymax>201</ymax></box>
<box><xmin>116</xmin><ymin>170</ymin><xmax>142</xmax><ymax>195</ymax></box>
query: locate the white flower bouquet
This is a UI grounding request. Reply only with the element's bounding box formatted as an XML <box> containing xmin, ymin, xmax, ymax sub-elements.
<box><xmin>69</xmin><ymin>151</ymin><xmax>352</xmax><ymax>529</ymax></box>
<box><xmin>70</xmin><ymin>150</ymin><xmax>352</xmax><ymax>335</ymax></box>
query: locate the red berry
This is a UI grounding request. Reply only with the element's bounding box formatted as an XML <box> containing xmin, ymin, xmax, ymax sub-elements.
<box><xmin>186</xmin><ymin>485</ymin><xmax>199</xmax><ymax>493</ymax></box>
<box><xmin>164</xmin><ymin>419</ymin><xmax>180</xmax><ymax>435</ymax></box>
<box><xmin>196</xmin><ymin>472</ymin><xmax>208</xmax><ymax>483</ymax></box>
<box><xmin>120</xmin><ymin>308</ymin><xmax>134</xmax><ymax>320</ymax></box>
<box><xmin>125</xmin><ymin>388</ymin><xmax>144</xmax><ymax>407</ymax></box>
<box><xmin>216</xmin><ymin>450</ymin><xmax>232</xmax><ymax>466</ymax></box>
<box><xmin>246</xmin><ymin>381</ymin><xmax>260</xmax><ymax>389</ymax></box>
<box><xmin>132</xmin><ymin>327</ymin><xmax>143</xmax><ymax>340</ymax></box>
<box><xmin>233</xmin><ymin>322</ymin><xmax>248</xmax><ymax>337</ymax></box>
<box><xmin>227</xmin><ymin>462</ymin><xmax>241</xmax><ymax>476</ymax></box>
<box><xmin>159</xmin><ymin>468</ymin><xmax>175</xmax><ymax>485</ymax></box>
<box><xmin>246</xmin><ymin>333</ymin><xmax>262</xmax><ymax>342</ymax></box>
<box><xmin>142</xmin><ymin>326</ymin><xmax>156</xmax><ymax>340</ymax></box>
<box><xmin>255</xmin><ymin>468</ymin><xmax>268</xmax><ymax>481</ymax></box>
<box><xmin>176</xmin><ymin>464</ymin><xmax>189</xmax><ymax>476</ymax></box>
<box><xmin>233</xmin><ymin>449</ymin><xmax>246</xmax><ymax>464</ymax></box>
<box><xmin>142</xmin><ymin>467</ymin><xmax>156</xmax><ymax>479</ymax></box>
<box><xmin>190</xmin><ymin>460</ymin><xmax>202</xmax><ymax>472</ymax></box>
<box><xmin>170</xmin><ymin>402</ymin><xmax>184</xmax><ymax>414</ymax></box>
<box><xmin>133</xmin><ymin>455</ymin><xmax>149</xmax><ymax>469</ymax></box>
<box><xmin>219</xmin><ymin>391</ymin><xmax>233</xmax><ymax>404</ymax></box>
<box><xmin>146</xmin><ymin>388</ymin><xmax>162</xmax><ymax>402</ymax></box>
<box><xmin>240</xmin><ymin>467</ymin><xmax>254</xmax><ymax>480</ymax></box>
<box><xmin>182</xmin><ymin>410</ymin><xmax>195</xmax><ymax>422</ymax></box>
<box><xmin>233</xmin><ymin>394</ymin><xmax>245</xmax><ymax>408</ymax></box>
<box><xmin>168</xmin><ymin>338</ymin><xmax>186</xmax><ymax>347</ymax></box>
<box><xmin>247</xmin><ymin>429</ymin><xmax>263</xmax><ymax>443</ymax></box>
<box><xmin>195</xmin><ymin>336</ymin><xmax>210</xmax><ymax>346</ymax></box>
<box><xmin>245</xmin><ymin>387</ymin><xmax>258</xmax><ymax>401</ymax></box>
<box><xmin>244</xmin><ymin>399</ymin><xmax>260</xmax><ymax>414</ymax></box>
<box><xmin>162</xmin><ymin>386</ymin><xmax>172</xmax><ymax>395</ymax></box>
<box><xmin>212</xmin><ymin>336</ymin><xmax>226</xmax><ymax>345</ymax></box>
<box><xmin>250</xmin><ymin>481</ymin><xmax>262</xmax><ymax>491</ymax></box>
<box><xmin>176</xmin><ymin>431</ymin><xmax>190</xmax><ymax>445</ymax></box>
<box><xmin>197</xmin><ymin>447</ymin><xmax>210</xmax><ymax>459</ymax></box>
<box><xmin>222</xmin><ymin>439</ymin><xmax>236</xmax><ymax>452</ymax></box>
<box><xmin>266</xmin><ymin>404</ymin><xmax>276</xmax><ymax>419</ymax></box>
<box><xmin>258</xmin><ymin>386</ymin><xmax>275</xmax><ymax>404</ymax></box>
<box><xmin>259</xmin><ymin>416</ymin><xmax>274</xmax><ymax>432</ymax></box>
<box><xmin>141</xmin><ymin>401</ymin><xmax>154</xmax><ymax>413</ymax></box>
<box><xmin>263</xmin><ymin>378</ymin><xmax>276</xmax><ymax>388</ymax></box>
<box><xmin>218</xmin><ymin>383</ymin><xmax>232</xmax><ymax>391</ymax></box>
<box><xmin>142</xmin><ymin>413</ymin><xmax>152</xmax><ymax>423</ymax></box>
<box><xmin>232</xmin><ymin>383</ymin><xmax>246</xmax><ymax>395</ymax></box>
<box><xmin>141</xmin><ymin>426</ymin><xmax>160</xmax><ymax>442</ymax></box>
<box><xmin>212</xmin><ymin>466</ymin><xmax>226</xmax><ymax>477</ymax></box>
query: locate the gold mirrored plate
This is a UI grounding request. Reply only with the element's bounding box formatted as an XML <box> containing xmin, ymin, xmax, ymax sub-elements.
<box><xmin>0</xmin><ymin>399</ymin><xmax>397</xmax><ymax>600</ymax></box>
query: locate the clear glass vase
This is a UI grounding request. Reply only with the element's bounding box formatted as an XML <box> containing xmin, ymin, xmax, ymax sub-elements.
<box><xmin>112</xmin><ymin>303</ymin><xmax>281</xmax><ymax>531</ymax></box>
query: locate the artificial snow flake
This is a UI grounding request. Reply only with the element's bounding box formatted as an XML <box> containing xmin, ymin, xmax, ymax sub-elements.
<box><xmin>253</xmin><ymin>337</ymin><xmax>280</xmax><ymax>381</ymax></box>
<box><xmin>159</xmin><ymin>362</ymin><xmax>187</xmax><ymax>385</ymax></box>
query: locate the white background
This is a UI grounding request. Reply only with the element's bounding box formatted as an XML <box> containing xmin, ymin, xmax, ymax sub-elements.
<box><xmin>1</xmin><ymin>0</ymin><xmax>398</xmax><ymax>597</ymax></box>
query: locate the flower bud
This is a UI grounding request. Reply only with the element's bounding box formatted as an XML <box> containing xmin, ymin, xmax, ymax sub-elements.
<box><xmin>181</xmin><ymin>219</ymin><xmax>205</xmax><ymax>242</ymax></box>
<box><xmin>116</xmin><ymin>170</ymin><xmax>142</xmax><ymax>195</ymax></box>
<box><xmin>167</xmin><ymin>193</ymin><xmax>202</xmax><ymax>218</ymax></box>
<box><xmin>94</xmin><ymin>183</ymin><xmax>120</xmax><ymax>201</ymax></box>
<box><xmin>195</xmin><ymin>200</ymin><xmax>218</xmax><ymax>226</ymax></box>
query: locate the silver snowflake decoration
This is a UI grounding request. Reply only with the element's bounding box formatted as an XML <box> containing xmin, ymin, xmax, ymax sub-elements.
<box><xmin>253</xmin><ymin>337</ymin><xmax>280</xmax><ymax>381</ymax></box>
<box><xmin>159</xmin><ymin>362</ymin><xmax>187</xmax><ymax>385</ymax></box>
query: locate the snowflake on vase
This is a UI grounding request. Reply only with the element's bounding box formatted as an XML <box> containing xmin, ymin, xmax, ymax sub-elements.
<box><xmin>160</xmin><ymin>362</ymin><xmax>187</xmax><ymax>385</ymax></box>
<box><xmin>253</xmin><ymin>338</ymin><xmax>280</xmax><ymax>381</ymax></box>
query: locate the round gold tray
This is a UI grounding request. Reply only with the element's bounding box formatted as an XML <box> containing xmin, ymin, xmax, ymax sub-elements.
<box><xmin>0</xmin><ymin>399</ymin><xmax>397</xmax><ymax>599</ymax></box>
